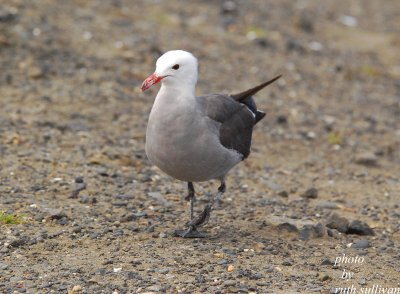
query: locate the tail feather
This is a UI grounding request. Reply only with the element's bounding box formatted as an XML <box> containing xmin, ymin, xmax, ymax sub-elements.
<box><xmin>230</xmin><ymin>75</ymin><xmax>281</xmax><ymax>102</ymax></box>
<box><xmin>255</xmin><ymin>111</ymin><xmax>266</xmax><ymax>124</ymax></box>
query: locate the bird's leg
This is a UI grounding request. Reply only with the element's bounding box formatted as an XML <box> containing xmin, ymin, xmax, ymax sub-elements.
<box><xmin>184</xmin><ymin>182</ymin><xmax>195</xmax><ymax>220</ymax></box>
<box><xmin>174</xmin><ymin>180</ymin><xmax>226</xmax><ymax>238</ymax></box>
<box><xmin>191</xmin><ymin>180</ymin><xmax>226</xmax><ymax>227</ymax></box>
<box><xmin>175</xmin><ymin>181</ymin><xmax>206</xmax><ymax>238</ymax></box>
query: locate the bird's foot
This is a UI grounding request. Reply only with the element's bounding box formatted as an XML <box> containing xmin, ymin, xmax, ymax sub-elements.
<box><xmin>174</xmin><ymin>226</ymin><xmax>207</xmax><ymax>238</ymax></box>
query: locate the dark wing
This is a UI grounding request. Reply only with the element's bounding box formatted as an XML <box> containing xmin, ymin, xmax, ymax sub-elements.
<box><xmin>197</xmin><ymin>94</ymin><xmax>255</xmax><ymax>159</ymax></box>
<box><xmin>197</xmin><ymin>75</ymin><xmax>281</xmax><ymax>159</ymax></box>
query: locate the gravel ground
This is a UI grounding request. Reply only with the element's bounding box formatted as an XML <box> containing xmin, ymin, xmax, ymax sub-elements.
<box><xmin>0</xmin><ymin>0</ymin><xmax>399</xmax><ymax>293</ymax></box>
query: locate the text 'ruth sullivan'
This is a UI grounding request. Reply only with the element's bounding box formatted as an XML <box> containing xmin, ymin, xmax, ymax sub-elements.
<box><xmin>335</xmin><ymin>284</ymin><xmax>400</xmax><ymax>294</ymax></box>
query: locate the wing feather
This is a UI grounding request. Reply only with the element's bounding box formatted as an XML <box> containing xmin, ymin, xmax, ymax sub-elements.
<box><xmin>196</xmin><ymin>94</ymin><xmax>255</xmax><ymax>159</ymax></box>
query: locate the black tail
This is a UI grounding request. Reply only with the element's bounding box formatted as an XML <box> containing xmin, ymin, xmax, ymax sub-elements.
<box><xmin>240</xmin><ymin>96</ymin><xmax>266</xmax><ymax>124</ymax></box>
<box><xmin>231</xmin><ymin>75</ymin><xmax>281</xmax><ymax>125</ymax></box>
<box><xmin>230</xmin><ymin>75</ymin><xmax>281</xmax><ymax>102</ymax></box>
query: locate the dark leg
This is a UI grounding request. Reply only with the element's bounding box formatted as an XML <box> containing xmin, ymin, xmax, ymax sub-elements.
<box><xmin>184</xmin><ymin>182</ymin><xmax>195</xmax><ymax>220</ymax></box>
<box><xmin>174</xmin><ymin>179</ymin><xmax>226</xmax><ymax>238</ymax></box>
<box><xmin>192</xmin><ymin>180</ymin><xmax>226</xmax><ymax>227</ymax></box>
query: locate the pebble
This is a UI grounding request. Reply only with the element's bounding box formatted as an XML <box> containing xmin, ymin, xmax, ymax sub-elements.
<box><xmin>297</xmin><ymin>11</ymin><xmax>314</xmax><ymax>33</ymax></box>
<box><xmin>355</xmin><ymin>152</ymin><xmax>378</xmax><ymax>167</ymax></box>
<box><xmin>0</xmin><ymin>262</ymin><xmax>9</xmax><ymax>270</ymax></box>
<box><xmin>71</xmin><ymin>285</ymin><xmax>82</xmax><ymax>293</ymax></box>
<box><xmin>223</xmin><ymin>280</ymin><xmax>236</xmax><ymax>286</ymax></box>
<box><xmin>326</xmin><ymin>213</ymin><xmax>349</xmax><ymax>233</ymax></box>
<box><xmin>146</xmin><ymin>285</ymin><xmax>160</xmax><ymax>292</ymax></box>
<box><xmin>9</xmin><ymin>276</ymin><xmax>22</xmax><ymax>283</ymax></box>
<box><xmin>277</xmin><ymin>190</ymin><xmax>289</xmax><ymax>198</ymax></box>
<box><xmin>44</xmin><ymin>208</ymin><xmax>67</xmax><ymax>220</ymax></box>
<box><xmin>316</xmin><ymin>201</ymin><xmax>338</xmax><ymax>209</ymax></box>
<box><xmin>347</xmin><ymin>220</ymin><xmax>374</xmax><ymax>236</ymax></box>
<box><xmin>28</xmin><ymin>66</ymin><xmax>43</xmax><ymax>79</ymax></box>
<box><xmin>276</xmin><ymin>115</ymin><xmax>288</xmax><ymax>124</ymax></box>
<box><xmin>351</xmin><ymin>239</ymin><xmax>370</xmax><ymax>249</ymax></box>
<box><xmin>154</xmin><ymin>268</ymin><xmax>169</xmax><ymax>274</ymax></box>
<box><xmin>321</xmin><ymin>258</ymin><xmax>334</xmax><ymax>266</ymax></box>
<box><xmin>286</xmin><ymin>39</ymin><xmax>306</xmax><ymax>53</ymax></box>
<box><xmin>301</xmin><ymin>187</ymin><xmax>318</xmax><ymax>199</ymax></box>
<box><xmin>299</xmin><ymin>223</ymin><xmax>326</xmax><ymax>240</ymax></box>
<box><xmin>319</xmin><ymin>273</ymin><xmax>331</xmax><ymax>281</ymax></box>
<box><xmin>217</xmin><ymin>259</ymin><xmax>228</xmax><ymax>265</ymax></box>
<box><xmin>339</xmin><ymin>15</ymin><xmax>358</xmax><ymax>27</ymax></box>
<box><xmin>282</xmin><ymin>259</ymin><xmax>293</xmax><ymax>266</ymax></box>
<box><xmin>359</xmin><ymin>278</ymin><xmax>367</xmax><ymax>285</ymax></box>
<box><xmin>195</xmin><ymin>274</ymin><xmax>206</xmax><ymax>283</ymax></box>
<box><xmin>0</xmin><ymin>8</ymin><xmax>18</xmax><ymax>22</ymax></box>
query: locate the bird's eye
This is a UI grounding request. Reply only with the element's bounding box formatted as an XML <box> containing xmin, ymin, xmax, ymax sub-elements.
<box><xmin>172</xmin><ymin>64</ymin><xmax>180</xmax><ymax>70</ymax></box>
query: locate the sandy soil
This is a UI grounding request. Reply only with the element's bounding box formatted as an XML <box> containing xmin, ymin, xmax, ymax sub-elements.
<box><xmin>0</xmin><ymin>0</ymin><xmax>399</xmax><ymax>293</ymax></box>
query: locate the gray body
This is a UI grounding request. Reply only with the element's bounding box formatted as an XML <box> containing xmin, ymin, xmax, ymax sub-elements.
<box><xmin>145</xmin><ymin>74</ymin><xmax>281</xmax><ymax>183</ymax></box>
<box><xmin>146</xmin><ymin>86</ymin><xmax>246</xmax><ymax>182</ymax></box>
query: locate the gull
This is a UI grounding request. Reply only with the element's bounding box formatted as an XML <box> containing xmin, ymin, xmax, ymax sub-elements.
<box><xmin>141</xmin><ymin>50</ymin><xmax>280</xmax><ymax>237</ymax></box>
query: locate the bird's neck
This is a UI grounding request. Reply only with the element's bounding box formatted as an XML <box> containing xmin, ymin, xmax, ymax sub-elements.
<box><xmin>160</xmin><ymin>81</ymin><xmax>195</xmax><ymax>96</ymax></box>
<box><xmin>149</xmin><ymin>84</ymin><xmax>198</xmax><ymax>130</ymax></box>
<box><xmin>158</xmin><ymin>83</ymin><xmax>196</xmax><ymax>104</ymax></box>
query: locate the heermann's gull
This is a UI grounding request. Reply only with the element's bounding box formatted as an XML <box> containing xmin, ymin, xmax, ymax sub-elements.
<box><xmin>141</xmin><ymin>50</ymin><xmax>280</xmax><ymax>238</ymax></box>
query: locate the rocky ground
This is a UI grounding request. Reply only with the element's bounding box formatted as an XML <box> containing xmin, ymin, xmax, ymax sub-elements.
<box><xmin>0</xmin><ymin>0</ymin><xmax>399</xmax><ymax>293</ymax></box>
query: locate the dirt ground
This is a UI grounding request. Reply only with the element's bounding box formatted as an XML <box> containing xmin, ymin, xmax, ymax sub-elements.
<box><xmin>0</xmin><ymin>0</ymin><xmax>399</xmax><ymax>293</ymax></box>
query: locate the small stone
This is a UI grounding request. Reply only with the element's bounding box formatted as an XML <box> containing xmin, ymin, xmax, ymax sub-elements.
<box><xmin>155</xmin><ymin>268</ymin><xmax>169</xmax><ymax>274</ymax></box>
<box><xmin>301</xmin><ymin>187</ymin><xmax>318</xmax><ymax>199</ymax></box>
<box><xmin>321</xmin><ymin>258</ymin><xmax>334</xmax><ymax>266</ymax></box>
<box><xmin>297</xmin><ymin>11</ymin><xmax>314</xmax><ymax>33</ymax></box>
<box><xmin>221</xmin><ymin>1</ymin><xmax>237</xmax><ymax>14</ymax></box>
<box><xmin>28</xmin><ymin>66</ymin><xmax>43</xmax><ymax>79</ymax></box>
<box><xmin>127</xmin><ymin>271</ymin><xmax>140</xmax><ymax>280</ymax></box>
<box><xmin>224</xmin><ymin>280</ymin><xmax>236</xmax><ymax>286</ymax></box>
<box><xmin>254</xmin><ymin>242</ymin><xmax>265</xmax><ymax>252</ymax></box>
<box><xmin>355</xmin><ymin>152</ymin><xmax>378</xmax><ymax>167</ymax></box>
<box><xmin>195</xmin><ymin>274</ymin><xmax>206</xmax><ymax>283</ymax></box>
<box><xmin>217</xmin><ymin>259</ymin><xmax>229</xmax><ymax>265</ymax></box>
<box><xmin>0</xmin><ymin>262</ymin><xmax>9</xmax><ymax>270</ymax></box>
<box><xmin>326</xmin><ymin>213</ymin><xmax>349</xmax><ymax>233</ymax></box>
<box><xmin>347</xmin><ymin>220</ymin><xmax>374</xmax><ymax>236</ymax></box>
<box><xmin>133</xmin><ymin>211</ymin><xmax>147</xmax><ymax>218</ymax></box>
<box><xmin>146</xmin><ymin>285</ymin><xmax>160</xmax><ymax>292</ymax></box>
<box><xmin>339</xmin><ymin>15</ymin><xmax>358</xmax><ymax>27</ymax></box>
<box><xmin>277</xmin><ymin>222</ymin><xmax>299</xmax><ymax>233</ymax></box>
<box><xmin>286</xmin><ymin>39</ymin><xmax>306</xmax><ymax>53</ymax></box>
<box><xmin>0</xmin><ymin>9</ymin><xmax>18</xmax><ymax>22</ymax></box>
<box><xmin>276</xmin><ymin>115</ymin><xmax>288</xmax><ymax>124</ymax></box>
<box><xmin>71</xmin><ymin>285</ymin><xmax>82</xmax><ymax>293</ymax></box>
<box><xmin>10</xmin><ymin>236</ymin><xmax>30</xmax><ymax>248</ymax></box>
<box><xmin>227</xmin><ymin>264</ymin><xmax>235</xmax><ymax>272</ymax></box>
<box><xmin>359</xmin><ymin>278</ymin><xmax>367</xmax><ymax>285</ymax></box>
<box><xmin>75</xmin><ymin>176</ymin><xmax>84</xmax><ymax>183</ymax></box>
<box><xmin>319</xmin><ymin>273</ymin><xmax>331</xmax><ymax>281</ymax></box>
<box><xmin>277</xmin><ymin>190</ymin><xmax>289</xmax><ymax>198</ymax></box>
<box><xmin>316</xmin><ymin>201</ymin><xmax>338</xmax><ymax>209</ymax></box>
<box><xmin>282</xmin><ymin>259</ymin><xmax>293</xmax><ymax>266</ymax></box>
<box><xmin>70</xmin><ymin>182</ymin><xmax>86</xmax><ymax>198</ymax></box>
<box><xmin>351</xmin><ymin>239</ymin><xmax>370</xmax><ymax>249</ymax></box>
<box><xmin>79</xmin><ymin>195</ymin><xmax>90</xmax><ymax>204</ymax></box>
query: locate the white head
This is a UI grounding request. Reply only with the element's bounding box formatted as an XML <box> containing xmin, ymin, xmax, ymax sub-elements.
<box><xmin>141</xmin><ymin>50</ymin><xmax>198</xmax><ymax>91</ymax></box>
